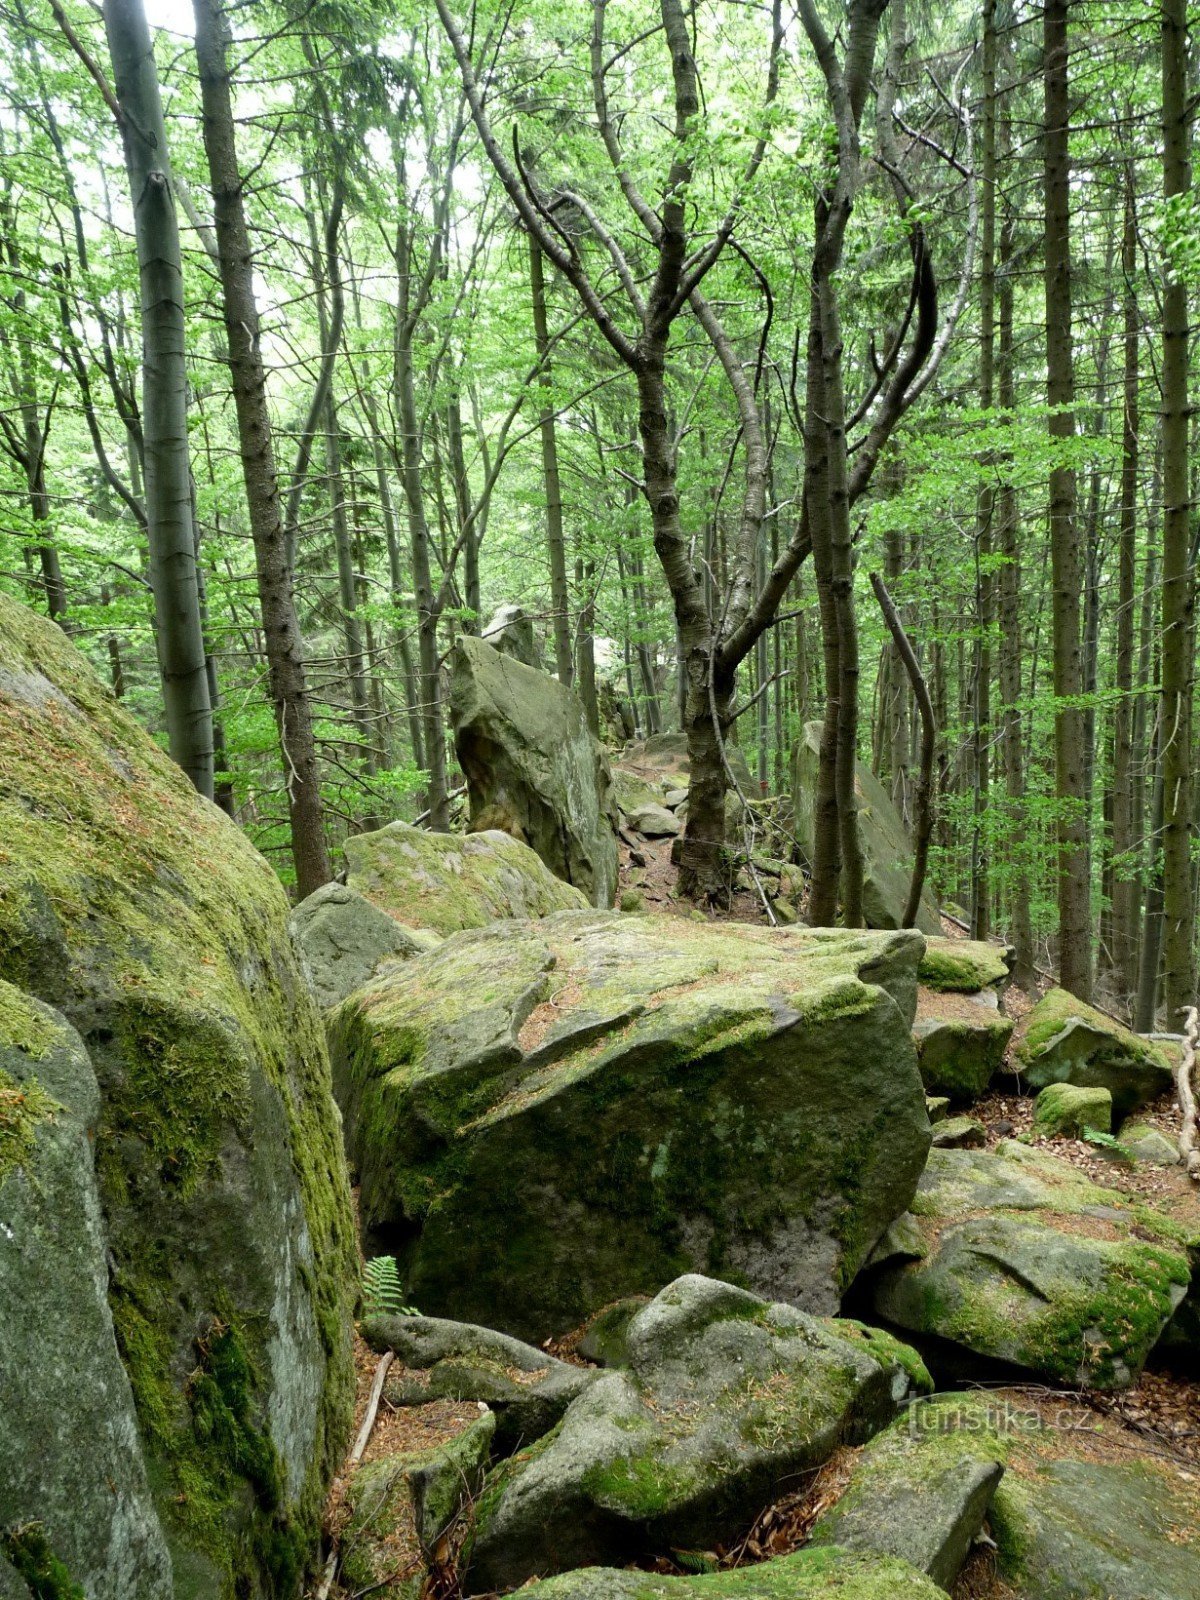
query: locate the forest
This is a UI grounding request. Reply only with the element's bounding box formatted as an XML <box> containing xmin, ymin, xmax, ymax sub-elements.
<box><xmin>2</xmin><ymin>2</ymin><xmax>1200</xmax><ymax>1600</ymax></box>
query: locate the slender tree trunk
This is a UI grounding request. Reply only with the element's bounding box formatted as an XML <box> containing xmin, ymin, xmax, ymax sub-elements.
<box><xmin>529</xmin><ymin>236</ymin><xmax>573</xmax><ymax>685</ymax></box>
<box><xmin>103</xmin><ymin>0</ymin><xmax>214</xmax><ymax>798</ymax></box>
<box><xmin>1043</xmin><ymin>0</ymin><xmax>1092</xmax><ymax>998</ymax></box>
<box><xmin>192</xmin><ymin>0</ymin><xmax>330</xmax><ymax>892</ymax></box>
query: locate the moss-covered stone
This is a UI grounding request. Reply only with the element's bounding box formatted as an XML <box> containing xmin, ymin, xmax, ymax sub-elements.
<box><xmin>289</xmin><ymin>882</ymin><xmax>430</xmax><ymax>1009</ymax></box>
<box><xmin>865</xmin><ymin>1144</ymin><xmax>1193</xmax><ymax>1389</ymax></box>
<box><xmin>1015</xmin><ymin>987</ymin><xmax>1173</xmax><ymax>1118</ymax></box>
<box><xmin>343</xmin><ymin>819</ymin><xmax>588</xmax><ymax>936</ymax></box>
<box><xmin>465</xmin><ymin>1275</ymin><xmax>929</xmax><ymax>1591</ymax></box>
<box><xmin>918</xmin><ymin>938</ymin><xmax>1010</xmax><ymax>993</ymax></box>
<box><xmin>329</xmin><ymin>912</ymin><xmax>931</xmax><ymax>1339</ymax></box>
<box><xmin>1032</xmin><ymin>1082</ymin><xmax>1112</xmax><ymax>1138</ymax></box>
<box><xmin>0</xmin><ymin>595</ymin><xmax>356</xmax><ymax>1596</ymax></box>
<box><xmin>929</xmin><ymin>1114</ymin><xmax>987</xmax><ymax>1149</ymax></box>
<box><xmin>520</xmin><ymin>1548</ymin><xmax>945</xmax><ymax>1599</ymax></box>
<box><xmin>913</xmin><ymin>1004</ymin><xmax>1012</xmax><ymax>1103</ymax></box>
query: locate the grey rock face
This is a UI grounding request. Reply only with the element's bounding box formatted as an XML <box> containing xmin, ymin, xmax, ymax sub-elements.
<box><xmin>482</xmin><ymin>603</ymin><xmax>544</xmax><ymax>669</ymax></box>
<box><xmin>290</xmin><ymin>881</ymin><xmax>429</xmax><ymax>1009</ymax></box>
<box><xmin>451</xmin><ymin>636</ymin><xmax>619</xmax><ymax>906</ymax></box>
<box><xmin>466</xmin><ymin>1275</ymin><xmax>930</xmax><ymax>1592</ymax></box>
<box><xmin>912</xmin><ymin>1002</ymin><xmax>1012</xmax><ymax>1104</ymax></box>
<box><xmin>0</xmin><ymin>988</ymin><xmax>173</xmax><ymax>1599</ymax></box>
<box><xmin>624</xmin><ymin>801</ymin><xmax>681</xmax><ymax>838</ymax></box>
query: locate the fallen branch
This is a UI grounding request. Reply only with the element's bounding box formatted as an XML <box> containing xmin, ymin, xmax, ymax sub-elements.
<box><xmin>315</xmin><ymin>1350</ymin><xmax>396</xmax><ymax>1600</ymax></box>
<box><xmin>1176</xmin><ymin>1006</ymin><xmax>1200</xmax><ymax>1180</ymax></box>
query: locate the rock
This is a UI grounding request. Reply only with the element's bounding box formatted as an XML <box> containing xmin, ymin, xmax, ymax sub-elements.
<box><xmin>451</xmin><ymin>636</ymin><xmax>619</xmax><ymax>907</ymax></box>
<box><xmin>465</xmin><ymin>1275</ymin><xmax>931</xmax><ymax>1591</ymax></box>
<box><xmin>793</xmin><ymin>723</ymin><xmax>939</xmax><ymax>934</ymax></box>
<box><xmin>625</xmin><ymin>802</ymin><xmax>681</xmax><ymax>838</ymax></box>
<box><xmin>865</xmin><ymin>1143</ymin><xmax>1192</xmax><ymax>1389</ymax></box>
<box><xmin>808</xmin><ymin>1395</ymin><xmax>1005</xmax><ymax>1589</ymax></box>
<box><xmin>575</xmin><ymin>1297</ymin><xmax>648</xmax><ymax>1366</ymax></box>
<box><xmin>514</xmin><ymin>1547</ymin><xmax>948</xmax><ymax>1599</ymax></box>
<box><xmin>482</xmin><ymin>602</ymin><xmax>543</xmax><ymax>669</ymax></box>
<box><xmin>918</xmin><ymin>938</ymin><xmax>1010</xmax><ymax>992</ymax></box>
<box><xmin>664</xmin><ymin>788</ymin><xmax>689</xmax><ymax>809</ymax></box>
<box><xmin>1033</xmin><ymin>1082</ymin><xmax>1112</xmax><ymax>1138</ymax></box>
<box><xmin>613</xmin><ymin>768</ymin><xmax>665</xmax><ymax>817</ymax></box>
<box><xmin>362</xmin><ymin>1314</ymin><xmax>595</xmax><ymax>1450</ymax></box>
<box><xmin>1014</xmin><ymin>987</ymin><xmax>1174</xmax><ymax>1119</ymax></box>
<box><xmin>925</xmin><ymin>1096</ymin><xmax>951</xmax><ymax>1124</ymax></box>
<box><xmin>0</xmin><ymin>595</ymin><xmax>356</xmax><ymax>1593</ymax></box>
<box><xmin>329</xmin><ymin>911</ymin><xmax>931</xmax><ymax>1339</ymax></box>
<box><xmin>770</xmin><ymin>897</ymin><xmax>799</xmax><ymax>925</ymax></box>
<box><xmin>620</xmin><ymin>732</ymin><xmax>753</xmax><ymax>794</ymax></box>
<box><xmin>1119</xmin><ymin>1119</ymin><xmax>1180</xmax><ymax>1165</ymax></box>
<box><xmin>930</xmin><ymin>1115</ymin><xmax>987</xmax><ymax>1149</ymax></box>
<box><xmin>344</xmin><ymin>820</ymin><xmax>588</xmax><ymax>936</ymax></box>
<box><xmin>0</xmin><ymin>986</ymin><xmax>173</xmax><ymax>1598</ymax></box>
<box><xmin>290</xmin><ymin>882</ymin><xmax>431</xmax><ymax>1008</ymax></box>
<box><xmin>596</xmin><ymin>679</ymin><xmax>635</xmax><ymax>748</ymax></box>
<box><xmin>340</xmin><ymin>1412</ymin><xmax>494</xmax><ymax>1599</ymax></box>
<box><xmin>912</xmin><ymin>1000</ymin><xmax>1013</xmax><ymax>1103</ymax></box>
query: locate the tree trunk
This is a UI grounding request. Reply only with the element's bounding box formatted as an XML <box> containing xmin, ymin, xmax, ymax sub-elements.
<box><xmin>103</xmin><ymin>0</ymin><xmax>214</xmax><ymax>798</ymax></box>
<box><xmin>529</xmin><ymin>236</ymin><xmax>573</xmax><ymax>685</ymax></box>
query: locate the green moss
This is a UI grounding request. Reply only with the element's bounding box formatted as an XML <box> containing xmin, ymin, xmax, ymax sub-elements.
<box><xmin>580</xmin><ymin>1447</ymin><xmax>706</xmax><ymax>1520</ymax></box>
<box><xmin>0</xmin><ymin>978</ymin><xmax>59</xmax><ymax>1059</ymax></box>
<box><xmin>1018</xmin><ymin>986</ymin><xmax>1167</xmax><ymax>1071</ymax></box>
<box><xmin>918</xmin><ymin>938</ymin><xmax>1009</xmax><ymax>992</ymax></box>
<box><xmin>837</xmin><ymin>1319</ymin><xmax>933</xmax><ymax>1394</ymax></box>
<box><xmin>0</xmin><ymin>1066</ymin><xmax>59</xmax><ymax>1184</ymax></box>
<box><xmin>2</xmin><ymin>1524</ymin><xmax>86</xmax><ymax>1600</ymax></box>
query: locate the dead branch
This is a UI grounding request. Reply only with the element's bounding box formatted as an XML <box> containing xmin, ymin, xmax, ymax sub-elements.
<box><xmin>1176</xmin><ymin>1006</ymin><xmax>1200</xmax><ymax>1180</ymax></box>
<box><xmin>315</xmin><ymin>1350</ymin><xmax>395</xmax><ymax>1600</ymax></box>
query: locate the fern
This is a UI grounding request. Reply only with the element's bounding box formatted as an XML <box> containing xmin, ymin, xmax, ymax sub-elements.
<box><xmin>672</xmin><ymin>1550</ymin><xmax>719</xmax><ymax>1575</ymax></box>
<box><xmin>1080</xmin><ymin>1127</ymin><xmax>1134</xmax><ymax>1160</ymax></box>
<box><xmin>362</xmin><ymin>1255</ymin><xmax>419</xmax><ymax>1318</ymax></box>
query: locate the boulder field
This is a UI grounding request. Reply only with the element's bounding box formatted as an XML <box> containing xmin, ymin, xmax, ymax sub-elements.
<box><xmin>328</xmin><ymin>912</ymin><xmax>933</xmax><ymax>1339</ymax></box>
<box><xmin>0</xmin><ymin>596</ymin><xmax>356</xmax><ymax>1597</ymax></box>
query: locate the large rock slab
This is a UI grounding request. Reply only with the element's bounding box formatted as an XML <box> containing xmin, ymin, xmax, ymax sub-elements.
<box><xmin>793</xmin><ymin>722</ymin><xmax>940</xmax><ymax>934</ymax></box>
<box><xmin>290</xmin><ymin>881</ymin><xmax>431</xmax><ymax>1009</ymax></box>
<box><xmin>918</xmin><ymin>937</ymin><xmax>1009</xmax><ymax>992</ymax></box>
<box><xmin>344</xmin><ymin>819</ymin><xmax>587</xmax><ymax>936</ymax></box>
<box><xmin>1</xmin><ymin>985</ymin><xmax>173</xmax><ymax>1598</ymax></box>
<box><xmin>1014</xmin><ymin>987</ymin><xmax>1173</xmax><ymax>1119</ymax></box>
<box><xmin>329</xmin><ymin>911</ymin><xmax>931</xmax><ymax>1338</ymax></box>
<box><xmin>515</xmin><ymin>1548</ymin><xmax>947</xmax><ymax>1599</ymax></box>
<box><xmin>912</xmin><ymin>991</ymin><xmax>1012</xmax><ymax>1103</ymax></box>
<box><xmin>865</xmin><ymin>1143</ymin><xmax>1193</xmax><ymax>1389</ymax></box>
<box><xmin>451</xmin><ymin>636</ymin><xmax>619</xmax><ymax>906</ymax></box>
<box><xmin>0</xmin><ymin>595</ymin><xmax>356</xmax><ymax>1595</ymax></box>
<box><xmin>465</xmin><ymin>1275</ymin><xmax>931</xmax><ymax>1591</ymax></box>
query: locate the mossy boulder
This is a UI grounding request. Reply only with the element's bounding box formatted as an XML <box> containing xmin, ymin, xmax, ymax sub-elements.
<box><xmin>576</xmin><ymin>1296</ymin><xmax>649</xmax><ymax>1366</ymax></box>
<box><xmin>1119</xmin><ymin>1119</ymin><xmax>1180</xmax><ymax>1166</ymax></box>
<box><xmin>808</xmin><ymin>1394</ymin><xmax>1005</xmax><ymax>1589</ymax></box>
<box><xmin>619</xmin><ymin>732</ymin><xmax>753</xmax><ymax>794</ymax></box>
<box><xmin>625</xmin><ymin>801</ymin><xmax>681</xmax><ymax>838</ymax></box>
<box><xmin>465</xmin><ymin>1275</ymin><xmax>930</xmax><ymax>1591</ymax></box>
<box><xmin>329</xmin><ymin>911</ymin><xmax>931</xmax><ymax>1339</ymax></box>
<box><xmin>482</xmin><ymin>602</ymin><xmax>543</xmax><ymax>669</ymax></box>
<box><xmin>451</xmin><ymin>636</ymin><xmax>619</xmax><ymax>906</ymax></box>
<box><xmin>864</xmin><ymin>1143</ymin><xmax>1192</xmax><ymax>1389</ymax></box>
<box><xmin>362</xmin><ymin>1313</ymin><xmax>595</xmax><ymax>1451</ymax></box>
<box><xmin>515</xmin><ymin>1547</ymin><xmax>947</xmax><ymax>1599</ymax></box>
<box><xmin>912</xmin><ymin>1000</ymin><xmax>1012</xmax><ymax>1103</ymax></box>
<box><xmin>290</xmin><ymin>882</ymin><xmax>431</xmax><ymax>1010</ymax></box>
<box><xmin>929</xmin><ymin>1114</ymin><xmax>987</xmax><ymax>1149</ymax></box>
<box><xmin>344</xmin><ymin>819</ymin><xmax>588</xmax><ymax>937</ymax></box>
<box><xmin>917</xmin><ymin>938</ymin><xmax>1010</xmax><ymax>993</ymax></box>
<box><xmin>1032</xmin><ymin>1082</ymin><xmax>1112</xmax><ymax>1138</ymax></box>
<box><xmin>0</xmin><ymin>595</ymin><xmax>357</xmax><ymax>1596</ymax></box>
<box><xmin>1</xmin><ymin>985</ymin><xmax>173</xmax><ymax>1597</ymax></box>
<box><xmin>793</xmin><ymin>723</ymin><xmax>939</xmax><ymax>935</ymax></box>
<box><xmin>1014</xmin><ymin>987</ymin><xmax>1173</xmax><ymax>1119</ymax></box>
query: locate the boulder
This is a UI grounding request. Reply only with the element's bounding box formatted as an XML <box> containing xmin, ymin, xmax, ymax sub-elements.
<box><xmin>575</xmin><ymin>1296</ymin><xmax>648</xmax><ymax>1367</ymax></box>
<box><xmin>620</xmin><ymin>731</ymin><xmax>753</xmax><ymax>794</ymax></box>
<box><xmin>929</xmin><ymin>1115</ymin><xmax>987</xmax><ymax>1149</ymax></box>
<box><xmin>613</xmin><ymin>768</ymin><xmax>664</xmax><ymax>817</ymax></box>
<box><xmin>865</xmin><ymin>1143</ymin><xmax>1192</xmax><ymax>1389</ymax></box>
<box><xmin>0</xmin><ymin>595</ymin><xmax>356</xmax><ymax>1594</ymax></box>
<box><xmin>362</xmin><ymin>1313</ymin><xmax>595</xmax><ymax>1450</ymax></box>
<box><xmin>482</xmin><ymin>602</ymin><xmax>543</xmax><ymax>669</ymax></box>
<box><xmin>918</xmin><ymin>938</ymin><xmax>1010</xmax><ymax>993</ymax></box>
<box><xmin>1119</xmin><ymin>1119</ymin><xmax>1180</xmax><ymax>1165</ymax></box>
<box><xmin>625</xmin><ymin>801</ymin><xmax>681</xmax><ymax>838</ymax></box>
<box><xmin>925</xmin><ymin>1096</ymin><xmax>950</xmax><ymax>1123</ymax></box>
<box><xmin>1032</xmin><ymin>1082</ymin><xmax>1112</xmax><ymax>1138</ymax></box>
<box><xmin>515</xmin><ymin>1548</ymin><xmax>947</xmax><ymax>1599</ymax></box>
<box><xmin>344</xmin><ymin>820</ymin><xmax>588</xmax><ymax>936</ymax></box>
<box><xmin>912</xmin><ymin>994</ymin><xmax>1012</xmax><ymax>1103</ymax></box>
<box><xmin>465</xmin><ymin>1275</ymin><xmax>930</xmax><ymax>1591</ymax></box>
<box><xmin>808</xmin><ymin>1395</ymin><xmax>1005</xmax><ymax>1589</ymax></box>
<box><xmin>329</xmin><ymin>911</ymin><xmax>931</xmax><ymax>1339</ymax></box>
<box><xmin>290</xmin><ymin>882</ymin><xmax>431</xmax><ymax>1009</ymax></box>
<box><xmin>1</xmin><ymin>985</ymin><xmax>173</xmax><ymax>1598</ymax></box>
<box><xmin>793</xmin><ymin>723</ymin><xmax>940</xmax><ymax>934</ymax></box>
<box><xmin>1014</xmin><ymin>987</ymin><xmax>1173</xmax><ymax>1119</ymax></box>
<box><xmin>451</xmin><ymin>636</ymin><xmax>619</xmax><ymax>906</ymax></box>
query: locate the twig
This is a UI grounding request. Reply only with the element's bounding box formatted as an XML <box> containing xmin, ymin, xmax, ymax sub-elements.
<box><xmin>1175</xmin><ymin>1006</ymin><xmax>1200</xmax><ymax>1180</ymax></box>
<box><xmin>315</xmin><ymin>1351</ymin><xmax>395</xmax><ymax>1600</ymax></box>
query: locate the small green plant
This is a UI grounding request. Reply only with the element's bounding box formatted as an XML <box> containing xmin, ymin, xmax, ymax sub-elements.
<box><xmin>362</xmin><ymin>1255</ymin><xmax>419</xmax><ymax>1318</ymax></box>
<box><xmin>1080</xmin><ymin>1127</ymin><xmax>1135</xmax><ymax>1160</ymax></box>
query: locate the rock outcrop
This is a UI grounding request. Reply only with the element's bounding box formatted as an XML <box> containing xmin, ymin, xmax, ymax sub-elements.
<box><xmin>516</xmin><ymin>1549</ymin><xmax>947</xmax><ymax>1600</ymax></box>
<box><xmin>482</xmin><ymin>602</ymin><xmax>543</xmax><ymax>669</ymax></box>
<box><xmin>1014</xmin><ymin>987</ymin><xmax>1173</xmax><ymax>1118</ymax></box>
<box><xmin>0</xmin><ymin>595</ymin><xmax>356</xmax><ymax>1595</ymax></box>
<box><xmin>290</xmin><ymin>882</ymin><xmax>431</xmax><ymax>1009</ymax></box>
<box><xmin>329</xmin><ymin>912</ymin><xmax>931</xmax><ymax>1340</ymax></box>
<box><xmin>793</xmin><ymin>722</ymin><xmax>940</xmax><ymax>934</ymax></box>
<box><xmin>465</xmin><ymin>1276</ymin><xmax>930</xmax><ymax>1591</ymax></box>
<box><xmin>451</xmin><ymin>636</ymin><xmax>619</xmax><ymax>906</ymax></box>
<box><xmin>344</xmin><ymin>820</ymin><xmax>588</xmax><ymax>936</ymax></box>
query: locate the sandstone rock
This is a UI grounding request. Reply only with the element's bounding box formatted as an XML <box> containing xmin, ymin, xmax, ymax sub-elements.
<box><xmin>465</xmin><ymin>1275</ymin><xmax>930</xmax><ymax>1591</ymax></box>
<box><xmin>1032</xmin><ymin>1082</ymin><xmax>1112</xmax><ymax>1138</ymax></box>
<box><xmin>865</xmin><ymin>1143</ymin><xmax>1192</xmax><ymax>1389</ymax></box>
<box><xmin>0</xmin><ymin>595</ymin><xmax>356</xmax><ymax>1594</ymax></box>
<box><xmin>514</xmin><ymin>1548</ymin><xmax>947</xmax><ymax>1599</ymax></box>
<box><xmin>930</xmin><ymin>1115</ymin><xmax>987</xmax><ymax>1149</ymax></box>
<box><xmin>344</xmin><ymin>820</ymin><xmax>588</xmax><ymax>936</ymax></box>
<box><xmin>1014</xmin><ymin>987</ymin><xmax>1173</xmax><ymax>1119</ymax></box>
<box><xmin>625</xmin><ymin>801</ymin><xmax>681</xmax><ymax>838</ymax></box>
<box><xmin>793</xmin><ymin>722</ymin><xmax>939</xmax><ymax>934</ymax></box>
<box><xmin>329</xmin><ymin>911</ymin><xmax>930</xmax><ymax>1339</ymax></box>
<box><xmin>1119</xmin><ymin>1119</ymin><xmax>1180</xmax><ymax>1166</ymax></box>
<box><xmin>918</xmin><ymin>938</ymin><xmax>1010</xmax><ymax>992</ymax></box>
<box><xmin>452</xmin><ymin>636</ymin><xmax>619</xmax><ymax>906</ymax></box>
<box><xmin>620</xmin><ymin>731</ymin><xmax>753</xmax><ymax>793</ymax></box>
<box><xmin>925</xmin><ymin>1096</ymin><xmax>951</xmax><ymax>1123</ymax></box>
<box><xmin>913</xmin><ymin>998</ymin><xmax>1012</xmax><ymax>1103</ymax></box>
<box><xmin>290</xmin><ymin>882</ymin><xmax>431</xmax><ymax>1009</ymax></box>
<box><xmin>482</xmin><ymin>602</ymin><xmax>543</xmax><ymax>669</ymax></box>
<box><xmin>575</xmin><ymin>1296</ymin><xmax>648</xmax><ymax>1367</ymax></box>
